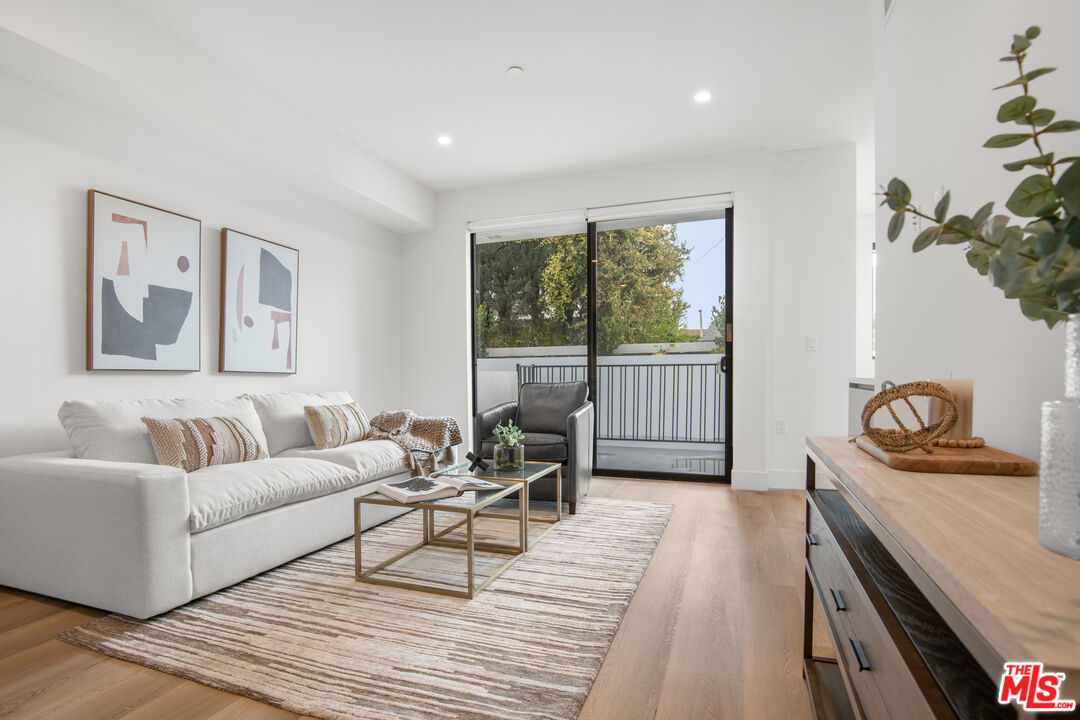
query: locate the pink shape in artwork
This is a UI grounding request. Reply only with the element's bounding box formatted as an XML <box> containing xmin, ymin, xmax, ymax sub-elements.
<box><xmin>236</xmin><ymin>265</ymin><xmax>245</xmax><ymax>332</ymax></box>
<box><xmin>270</xmin><ymin>311</ymin><xmax>293</xmax><ymax>370</ymax></box>
<box><xmin>117</xmin><ymin>241</ymin><xmax>130</xmax><ymax>275</ymax></box>
<box><xmin>111</xmin><ymin>213</ymin><xmax>148</xmax><ymax>248</ymax></box>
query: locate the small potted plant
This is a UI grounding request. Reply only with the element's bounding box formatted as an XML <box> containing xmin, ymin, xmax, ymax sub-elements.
<box><xmin>492</xmin><ymin>420</ymin><xmax>525</xmax><ymax>471</ymax></box>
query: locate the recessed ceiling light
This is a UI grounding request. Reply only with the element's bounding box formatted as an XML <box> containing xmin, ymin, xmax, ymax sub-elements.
<box><xmin>507</xmin><ymin>65</ymin><xmax>524</xmax><ymax>76</ymax></box>
<box><xmin>436</xmin><ymin>135</ymin><xmax>453</xmax><ymax>146</ymax></box>
<box><xmin>694</xmin><ymin>90</ymin><xmax>712</xmax><ymax>103</ymax></box>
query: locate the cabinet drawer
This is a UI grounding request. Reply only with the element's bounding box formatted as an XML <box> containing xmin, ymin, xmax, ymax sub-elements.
<box><xmin>806</xmin><ymin>493</ymin><xmax>937</xmax><ymax>720</ymax></box>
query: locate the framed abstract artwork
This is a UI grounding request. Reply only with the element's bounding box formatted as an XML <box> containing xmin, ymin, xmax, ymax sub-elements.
<box><xmin>219</xmin><ymin>228</ymin><xmax>298</xmax><ymax>373</ymax></box>
<box><xmin>87</xmin><ymin>190</ymin><xmax>201</xmax><ymax>371</ymax></box>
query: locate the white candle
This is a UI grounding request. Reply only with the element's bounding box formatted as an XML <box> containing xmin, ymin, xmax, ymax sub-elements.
<box><xmin>927</xmin><ymin>378</ymin><xmax>974</xmax><ymax>440</ymax></box>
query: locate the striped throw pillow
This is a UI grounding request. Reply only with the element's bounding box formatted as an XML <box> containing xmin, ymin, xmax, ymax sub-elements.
<box><xmin>142</xmin><ymin>416</ymin><xmax>268</xmax><ymax>472</ymax></box>
<box><xmin>304</xmin><ymin>402</ymin><xmax>370</xmax><ymax>450</ymax></box>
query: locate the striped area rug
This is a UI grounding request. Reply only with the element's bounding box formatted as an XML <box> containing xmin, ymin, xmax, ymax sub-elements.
<box><xmin>61</xmin><ymin>497</ymin><xmax>672</xmax><ymax>720</ymax></box>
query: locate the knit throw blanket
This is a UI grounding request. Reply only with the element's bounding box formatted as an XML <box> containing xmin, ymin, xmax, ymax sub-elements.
<box><xmin>369</xmin><ymin>410</ymin><xmax>462</xmax><ymax>474</ymax></box>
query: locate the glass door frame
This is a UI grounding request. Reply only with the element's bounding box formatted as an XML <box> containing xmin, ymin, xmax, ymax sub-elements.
<box><xmin>469</xmin><ymin>207</ymin><xmax>734</xmax><ymax>483</ymax></box>
<box><xmin>586</xmin><ymin>210</ymin><xmax>732</xmax><ymax>483</ymax></box>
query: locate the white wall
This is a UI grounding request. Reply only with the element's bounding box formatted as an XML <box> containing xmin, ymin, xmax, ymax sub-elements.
<box><xmin>0</xmin><ymin>126</ymin><xmax>403</xmax><ymax>457</ymax></box>
<box><xmin>400</xmin><ymin>147</ymin><xmax>857</xmax><ymax>489</ymax></box>
<box><xmin>768</xmin><ymin>146</ymin><xmax>857</xmax><ymax>487</ymax></box>
<box><xmin>873</xmin><ymin>0</ymin><xmax>1080</xmax><ymax>460</ymax></box>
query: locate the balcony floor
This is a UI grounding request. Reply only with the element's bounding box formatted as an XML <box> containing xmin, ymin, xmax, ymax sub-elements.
<box><xmin>596</xmin><ymin>441</ymin><xmax>725</xmax><ymax>478</ymax></box>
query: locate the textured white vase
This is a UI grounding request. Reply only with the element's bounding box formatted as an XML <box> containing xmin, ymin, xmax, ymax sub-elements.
<box><xmin>1039</xmin><ymin>314</ymin><xmax>1080</xmax><ymax>559</ymax></box>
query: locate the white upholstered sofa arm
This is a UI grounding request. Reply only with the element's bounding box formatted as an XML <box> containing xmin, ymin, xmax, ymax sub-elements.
<box><xmin>0</xmin><ymin>451</ymin><xmax>193</xmax><ymax>618</ymax></box>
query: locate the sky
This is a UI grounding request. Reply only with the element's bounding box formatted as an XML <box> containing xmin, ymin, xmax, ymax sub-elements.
<box><xmin>673</xmin><ymin>218</ymin><xmax>726</xmax><ymax>329</ymax></box>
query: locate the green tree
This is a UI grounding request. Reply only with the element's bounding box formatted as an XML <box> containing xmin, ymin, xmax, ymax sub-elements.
<box><xmin>710</xmin><ymin>295</ymin><xmax>727</xmax><ymax>354</ymax></box>
<box><xmin>543</xmin><ymin>225</ymin><xmax>691</xmax><ymax>353</ymax></box>
<box><xmin>474</xmin><ymin>236</ymin><xmax>578</xmax><ymax>347</ymax></box>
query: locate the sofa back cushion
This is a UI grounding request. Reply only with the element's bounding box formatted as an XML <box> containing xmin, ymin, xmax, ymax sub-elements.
<box><xmin>516</xmin><ymin>382</ymin><xmax>588</xmax><ymax>435</ymax></box>
<box><xmin>243</xmin><ymin>390</ymin><xmax>353</xmax><ymax>456</ymax></box>
<box><xmin>59</xmin><ymin>396</ymin><xmax>269</xmax><ymax>464</ymax></box>
<box><xmin>304</xmin><ymin>402</ymin><xmax>370</xmax><ymax>450</ymax></box>
<box><xmin>142</xmin><ymin>415</ymin><xmax>269</xmax><ymax>472</ymax></box>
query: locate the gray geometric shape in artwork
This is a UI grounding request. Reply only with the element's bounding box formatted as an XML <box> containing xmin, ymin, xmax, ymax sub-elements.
<box><xmin>258</xmin><ymin>248</ymin><xmax>292</xmax><ymax>311</ymax></box>
<box><xmin>100</xmin><ymin>278</ymin><xmax>192</xmax><ymax>360</ymax></box>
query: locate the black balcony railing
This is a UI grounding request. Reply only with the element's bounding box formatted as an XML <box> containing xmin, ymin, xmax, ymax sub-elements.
<box><xmin>517</xmin><ymin>361</ymin><xmax>724</xmax><ymax>443</ymax></box>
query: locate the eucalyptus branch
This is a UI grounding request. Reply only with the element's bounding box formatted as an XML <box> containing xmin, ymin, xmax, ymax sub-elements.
<box><xmin>1015</xmin><ymin>54</ymin><xmax>1055</xmax><ymax>180</ymax></box>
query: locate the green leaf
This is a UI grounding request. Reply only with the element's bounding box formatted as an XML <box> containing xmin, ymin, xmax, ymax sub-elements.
<box><xmin>912</xmin><ymin>225</ymin><xmax>941</xmax><ymax>251</ymax></box>
<box><xmin>1007</xmin><ymin>175</ymin><xmax>1056</xmax><ymax>216</ymax></box>
<box><xmin>999</xmin><ymin>55</ymin><xmax>1017</xmax><ymax>63</ymax></box>
<box><xmin>1058</xmin><ymin>162</ymin><xmax>1080</xmax><ymax>217</ymax></box>
<box><xmin>988</xmin><ymin>215</ymin><xmax>1010</xmax><ymax>243</ymax></box>
<box><xmin>945</xmin><ymin>214</ymin><xmax>973</xmax><ymax>234</ymax></box>
<box><xmin>1043</xmin><ymin>120</ymin><xmax>1080</xmax><ymax>133</ymax></box>
<box><xmin>887</xmin><ymin>210</ymin><xmax>906</xmax><ymax>242</ymax></box>
<box><xmin>1058</xmin><ymin>156</ymin><xmax>1080</xmax><ymax>164</ymax></box>
<box><xmin>885</xmin><ymin>178</ymin><xmax>911</xmax><ymax>211</ymax></box>
<box><xmin>1066</xmin><ymin>215</ymin><xmax>1080</xmax><ymax>249</ymax></box>
<box><xmin>984</xmin><ymin>133</ymin><xmax>1033</xmax><ymax>148</ymax></box>
<box><xmin>1010</xmin><ymin>35</ymin><xmax>1031</xmax><ymax>54</ymax></box>
<box><xmin>994</xmin><ymin>67</ymin><xmax>1057</xmax><ymax>89</ymax></box>
<box><xmin>1025</xmin><ymin>26</ymin><xmax>1041</xmax><ymax>39</ymax></box>
<box><xmin>938</xmin><ymin>231</ymin><xmax>970</xmax><ymax>245</ymax></box>
<box><xmin>1003</xmin><ymin>153</ymin><xmax>1055</xmax><ymax>171</ymax></box>
<box><xmin>997</xmin><ymin>96</ymin><xmax>1036</xmax><ymax>122</ymax></box>
<box><xmin>972</xmin><ymin>202</ymin><xmax>995</xmax><ymax>230</ymax></box>
<box><xmin>1024</xmin><ymin>108</ymin><xmax>1056</xmax><ymax>126</ymax></box>
<box><xmin>933</xmin><ymin>191</ymin><xmax>950</xmax><ymax>222</ymax></box>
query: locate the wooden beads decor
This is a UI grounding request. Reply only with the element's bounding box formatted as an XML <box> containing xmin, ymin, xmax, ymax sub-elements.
<box><xmin>931</xmin><ymin>437</ymin><xmax>986</xmax><ymax>449</ymax></box>
<box><xmin>860</xmin><ymin>380</ymin><xmax>958</xmax><ymax>453</ymax></box>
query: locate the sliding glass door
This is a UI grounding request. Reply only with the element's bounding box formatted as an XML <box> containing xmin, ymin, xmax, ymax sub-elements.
<box><xmin>471</xmin><ymin>204</ymin><xmax>732</xmax><ymax>481</ymax></box>
<box><xmin>590</xmin><ymin>210</ymin><xmax>730</xmax><ymax>479</ymax></box>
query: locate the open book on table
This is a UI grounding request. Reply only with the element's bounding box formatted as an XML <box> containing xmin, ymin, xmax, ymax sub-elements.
<box><xmin>376</xmin><ymin>474</ymin><xmax>507</xmax><ymax>504</ymax></box>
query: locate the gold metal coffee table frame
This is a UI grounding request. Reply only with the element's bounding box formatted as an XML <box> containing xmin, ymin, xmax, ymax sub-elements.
<box><xmin>354</xmin><ymin>461</ymin><xmax>562</xmax><ymax>599</ymax></box>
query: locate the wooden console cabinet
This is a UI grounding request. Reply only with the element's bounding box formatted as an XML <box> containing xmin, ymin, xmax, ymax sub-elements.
<box><xmin>802</xmin><ymin>437</ymin><xmax>1080</xmax><ymax>720</ymax></box>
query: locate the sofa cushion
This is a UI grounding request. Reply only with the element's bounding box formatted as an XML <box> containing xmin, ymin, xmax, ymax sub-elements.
<box><xmin>243</xmin><ymin>391</ymin><xmax>352</xmax><ymax>456</ymax></box>
<box><xmin>187</xmin><ymin>457</ymin><xmax>363</xmax><ymax>533</ymax></box>
<box><xmin>516</xmin><ymin>382</ymin><xmax>588</xmax><ymax>434</ymax></box>
<box><xmin>481</xmin><ymin>433</ymin><xmax>568</xmax><ymax>463</ymax></box>
<box><xmin>276</xmin><ymin>439</ymin><xmax>408</xmax><ymax>483</ymax></box>
<box><xmin>59</xmin><ymin>396</ymin><xmax>269</xmax><ymax>465</ymax></box>
<box><xmin>142</xmin><ymin>415</ymin><xmax>268</xmax><ymax>471</ymax></box>
<box><xmin>304</xmin><ymin>402</ymin><xmax>371</xmax><ymax>450</ymax></box>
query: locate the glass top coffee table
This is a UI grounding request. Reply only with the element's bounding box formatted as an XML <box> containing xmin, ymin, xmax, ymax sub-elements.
<box><xmin>354</xmin><ymin>460</ymin><xmax>562</xmax><ymax>598</ymax></box>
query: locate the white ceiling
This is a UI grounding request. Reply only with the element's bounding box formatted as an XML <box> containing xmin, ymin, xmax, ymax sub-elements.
<box><xmin>120</xmin><ymin>0</ymin><xmax>873</xmax><ymax>193</ymax></box>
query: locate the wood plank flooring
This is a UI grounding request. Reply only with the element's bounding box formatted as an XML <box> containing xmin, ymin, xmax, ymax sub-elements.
<box><xmin>0</xmin><ymin>478</ymin><xmax>823</xmax><ymax>720</ymax></box>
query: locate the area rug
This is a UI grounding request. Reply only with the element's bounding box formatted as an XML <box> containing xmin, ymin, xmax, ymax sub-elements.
<box><xmin>60</xmin><ymin>497</ymin><xmax>672</xmax><ymax>720</ymax></box>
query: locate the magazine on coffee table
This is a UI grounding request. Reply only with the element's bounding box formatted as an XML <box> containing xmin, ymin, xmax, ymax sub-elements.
<box><xmin>376</xmin><ymin>474</ymin><xmax>506</xmax><ymax>504</ymax></box>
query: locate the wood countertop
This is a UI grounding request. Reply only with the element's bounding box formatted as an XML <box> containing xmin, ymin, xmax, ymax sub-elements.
<box><xmin>807</xmin><ymin>436</ymin><xmax>1080</xmax><ymax>682</ymax></box>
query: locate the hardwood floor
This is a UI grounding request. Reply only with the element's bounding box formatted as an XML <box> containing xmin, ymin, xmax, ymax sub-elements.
<box><xmin>0</xmin><ymin>478</ymin><xmax>825</xmax><ymax>720</ymax></box>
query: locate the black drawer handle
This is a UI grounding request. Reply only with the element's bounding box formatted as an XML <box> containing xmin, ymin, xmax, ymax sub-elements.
<box><xmin>806</xmin><ymin>532</ymin><xmax>819</xmax><ymax>546</ymax></box>
<box><xmin>849</xmin><ymin>638</ymin><xmax>871</xmax><ymax>672</ymax></box>
<box><xmin>830</xmin><ymin>588</ymin><xmax>847</xmax><ymax>612</ymax></box>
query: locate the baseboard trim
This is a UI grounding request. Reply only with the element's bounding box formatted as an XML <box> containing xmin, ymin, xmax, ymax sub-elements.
<box><xmin>768</xmin><ymin>469</ymin><xmax>806</xmax><ymax>490</ymax></box>
<box><xmin>731</xmin><ymin>469</ymin><xmax>768</xmax><ymax>491</ymax></box>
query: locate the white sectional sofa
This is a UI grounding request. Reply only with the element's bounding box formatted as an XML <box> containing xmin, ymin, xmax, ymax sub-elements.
<box><xmin>0</xmin><ymin>391</ymin><xmax>423</xmax><ymax>618</ymax></box>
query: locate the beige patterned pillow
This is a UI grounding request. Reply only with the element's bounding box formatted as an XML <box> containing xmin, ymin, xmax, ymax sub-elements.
<box><xmin>142</xmin><ymin>416</ymin><xmax>268</xmax><ymax>472</ymax></box>
<box><xmin>304</xmin><ymin>402</ymin><xmax>370</xmax><ymax>450</ymax></box>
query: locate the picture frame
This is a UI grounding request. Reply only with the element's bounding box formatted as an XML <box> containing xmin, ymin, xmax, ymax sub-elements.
<box><xmin>219</xmin><ymin>228</ymin><xmax>299</xmax><ymax>373</ymax></box>
<box><xmin>86</xmin><ymin>190</ymin><xmax>201</xmax><ymax>371</ymax></box>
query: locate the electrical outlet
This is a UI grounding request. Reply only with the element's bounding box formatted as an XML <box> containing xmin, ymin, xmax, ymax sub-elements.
<box><xmin>775</xmin><ymin>418</ymin><xmax>787</xmax><ymax>434</ymax></box>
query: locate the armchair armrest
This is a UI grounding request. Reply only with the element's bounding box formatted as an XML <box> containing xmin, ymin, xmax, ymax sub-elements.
<box><xmin>0</xmin><ymin>452</ymin><xmax>193</xmax><ymax>618</ymax></box>
<box><xmin>473</xmin><ymin>401</ymin><xmax>518</xmax><ymax>455</ymax></box>
<box><xmin>567</xmin><ymin>401</ymin><xmax>594</xmax><ymax>498</ymax></box>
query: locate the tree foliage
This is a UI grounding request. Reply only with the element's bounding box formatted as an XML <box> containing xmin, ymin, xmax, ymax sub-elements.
<box><xmin>474</xmin><ymin>225</ymin><xmax>697</xmax><ymax>355</ymax></box>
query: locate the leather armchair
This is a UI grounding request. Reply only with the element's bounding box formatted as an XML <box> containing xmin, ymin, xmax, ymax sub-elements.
<box><xmin>473</xmin><ymin>381</ymin><xmax>594</xmax><ymax>514</ymax></box>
